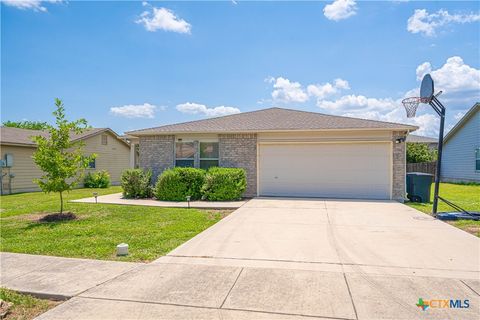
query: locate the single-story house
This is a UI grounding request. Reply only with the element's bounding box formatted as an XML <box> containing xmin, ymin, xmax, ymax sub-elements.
<box><xmin>441</xmin><ymin>102</ymin><xmax>480</xmax><ymax>183</ymax></box>
<box><xmin>406</xmin><ymin>134</ymin><xmax>438</xmax><ymax>149</ymax></box>
<box><xmin>0</xmin><ymin>127</ymin><xmax>132</xmax><ymax>194</ymax></box>
<box><xmin>127</xmin><ymin>107</ymin><xmax>417</xmax><ymax>201</ymax></box>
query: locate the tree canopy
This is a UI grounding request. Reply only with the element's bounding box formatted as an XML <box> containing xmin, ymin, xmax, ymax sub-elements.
<box><xmin>3</xmin><ymin>120</ymin><xmax>49</xmax><ymax>130</ymax></box>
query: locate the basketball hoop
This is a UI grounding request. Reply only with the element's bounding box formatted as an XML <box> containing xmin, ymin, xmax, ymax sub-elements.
<box><xmin>402</xmin><ymin>97</ymin><xmax>428</xmax><ymax>118</ymax></box>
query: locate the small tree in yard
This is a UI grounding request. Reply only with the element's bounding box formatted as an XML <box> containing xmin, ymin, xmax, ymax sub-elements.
<box><xmin>32</xmin><ymin>99</ymin><xmax>95</xmax><ymax>217</ymax></box>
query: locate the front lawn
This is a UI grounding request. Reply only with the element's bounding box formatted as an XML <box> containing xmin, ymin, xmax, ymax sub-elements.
<box><xmin>0</xmin><ymin>288</ymin><xmax>58</xmax><ymax>320</ymax></box>
<box><xmin>406</xmin><ymin>183</ymin><xmax>480</xmax><ymax>237</ymax></box>
<box><xmin>0</xmin><ymin>188</ymin><xmax>229</xmax><ymax>262</ymax></box>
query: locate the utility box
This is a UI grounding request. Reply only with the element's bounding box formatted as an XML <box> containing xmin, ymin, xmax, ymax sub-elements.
<box><xmin>406</xmin><ymin>172</ymin><xmax>434</xmax><ymax>203</ymax></box>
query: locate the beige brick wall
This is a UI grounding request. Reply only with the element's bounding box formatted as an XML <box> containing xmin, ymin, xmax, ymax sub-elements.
<box><xmin>139</xmin><ymin>135</ymin><xmax>175</xmax><ymax>182</ymax></box>
<box><xmin>219</xmin><ymin>133</ymin><xmax>257</xmax><ymax>197</ymax></box>
<box><xmin>392</xmin><ymin>131</ymin><xmax>407</xmax><ymax>202</ymax></box>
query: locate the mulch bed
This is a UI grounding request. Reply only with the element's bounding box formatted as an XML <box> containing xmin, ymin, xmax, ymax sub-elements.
<box><xmin>39</xmin><ymin>212</ymin><xmax>77</xmax><ymax>222</ymax></box>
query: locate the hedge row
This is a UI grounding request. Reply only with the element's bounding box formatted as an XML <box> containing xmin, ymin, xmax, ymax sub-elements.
<box><xmin>121</xmin><ymin>167</ymin><xmax>246</xmax><ymax>201</ymax></box>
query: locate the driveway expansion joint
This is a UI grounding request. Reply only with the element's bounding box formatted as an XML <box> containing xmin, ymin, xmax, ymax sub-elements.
<box><xmin>342</xmin><ymin>273</ymin><xmax>359</xmax><ymax>320</ymax></box>
<box><xmin>220</xmin><ymin>267</ymin><xmax>244</xmax><ymax>308</ymax></box>
<box><xmin>460</xmin><ymin>279</ymin><xmax>480</xmax><ymax>296</ymax></box>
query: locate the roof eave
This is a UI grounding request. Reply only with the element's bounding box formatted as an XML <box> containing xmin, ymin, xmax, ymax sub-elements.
<box><xmin>444</xmin><ymin>102</ymin><xmax>480</xmax><ymax>143</ymax></box>
<box><xmin>127</xmin><ymin>126</ymin><xmax>418</xmax><ymax>137</ymax></box>
<box><xmin>0</xmin><ymin>142</ymin><xmax>37</xmax><ymax>148</ymax></box>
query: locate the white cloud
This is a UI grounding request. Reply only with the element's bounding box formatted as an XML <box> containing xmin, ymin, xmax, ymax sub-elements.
<box><xmin>268</xmin><ymin>77</ymin><xmax>309</xmax><ymax>103</ymax></box>
<box><xmin>110</xmin><ymin>103</ymin><xmax>159</xmax><ymax>119</ymax></box>
<box><xmin>425</xmin><ymin>56</ymin><xmax>480</xmax><ymax>93</ymax></box>
<box><xmin>323</xmin><ymin>0</ymin><xmax>357</xmax><ymax>21</ymax></box>
<box><xmin>317</xmin><ymin>94</ymin><xmax>397</xmax><ymax>112</ymax></box>
<box><xmin>415</xmin><ymin>62</ymin><xmax>432</xmax><ymax>81</ymax></box>
<box><xmin>407</xmin><ymin>9</ymin><xmax>480</xmax><ymax>37</ymax></box>
<box><xmin>307</xmin><ymin>78</ymin><xmax>350</xmax><ymax>100</ymax></box>
<box><xmin>176</xmin><ymin>102</ymin><xmax>240</xmax><ymax>117</ymax></box>
<box><xmin>136</xmin><ymin>6</ymin><xmax>191</xmax><ymax>33</ymax></box>
<box><xmin>266</xmin><ymin>56</ymin><xmax>477</xmax><ymax>137</ymax></box>
<box><xmin>2</xmin><ymin>0</ymin><xmax>62</xmax><ymax>12</ymax></box>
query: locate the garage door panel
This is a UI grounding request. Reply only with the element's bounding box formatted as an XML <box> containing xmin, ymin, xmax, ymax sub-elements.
<box><xmin>259</xmin><ymin>143</ymin><xmax>391</xmax><ymax>199</ymax></box>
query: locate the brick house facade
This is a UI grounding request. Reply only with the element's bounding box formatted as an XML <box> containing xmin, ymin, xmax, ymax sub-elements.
<box><xmin>129</xmin><ymin>108</ymin><xmax>415</xmax><ymax>201</ymax></box>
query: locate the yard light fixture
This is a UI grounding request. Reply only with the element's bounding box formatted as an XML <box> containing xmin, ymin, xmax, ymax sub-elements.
<box><xmin>93</xmin><ymin>192</ymin><xmax>98</xmax><ymax>204</ymax></box>
<box><xmin>186</xmin><ymin>195</ymin><xmax>191</xmax><ymax>209</ymax></box>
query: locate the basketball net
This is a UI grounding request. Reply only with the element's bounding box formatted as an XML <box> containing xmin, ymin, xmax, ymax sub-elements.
<box><xmin>402</xmin><ymin>97</ymin><xmax>429</xmax><ymax>118</ymax></box>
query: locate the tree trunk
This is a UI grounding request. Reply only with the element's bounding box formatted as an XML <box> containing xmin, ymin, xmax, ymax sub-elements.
<box><xmin>59</xmin><ymin>191</ymin><xmax>63</xmax><ymax>214</ymax></box>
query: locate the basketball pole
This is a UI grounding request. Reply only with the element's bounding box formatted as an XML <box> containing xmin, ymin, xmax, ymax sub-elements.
<box><xmin>429</xmin><ymin>95</ymin><xmax>446</xmax><ymax>216</ymax></box>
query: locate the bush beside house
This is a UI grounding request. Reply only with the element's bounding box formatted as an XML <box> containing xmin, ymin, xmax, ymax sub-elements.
<box><xmin>84</xmin><ymin>170</ymin><xmax>111</xmax><ymax>188</ymax></box>
<box><xmin>154</xmin><ymin>167</ymin><xmax>205</xmax><ymax>201</ymax></box>
<box><xmin>121</xmin><ymin>167</ymin><xmax>247</xmax><ymax>201</ymax></box>
<box><xmin>121</xmin><ymin>169</ymin><xmax>152</xmax><ymax>199</ymax></box>
<box><xmin>201</xmin><ymin>167</ymin><xmax>246</xmax><ymax>201</ymax></box>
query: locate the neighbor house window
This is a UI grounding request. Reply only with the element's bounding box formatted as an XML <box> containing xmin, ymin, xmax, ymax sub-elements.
<box><xmin>101</xmin><ymin>134</ymin><xmax>108</xmax><ymax>145</ymax></box>
<box><xmin>199</xmin><ymin>142</ymin><xmax>219</xmax><ymax>170</ymax></box>
<box><xmin>88</xmin><ymin>159</ymin><xmax>96</xmax><ymax>169</ymax></box>
<box><xmin>175</xmin><ymin>142</ymin><xmax>195</xmax><ymax>167</ymax></box>
<box><xmin>476</xmin><ymin>148</ymin><xmax>480</xmax><ymax>171</ymax></box>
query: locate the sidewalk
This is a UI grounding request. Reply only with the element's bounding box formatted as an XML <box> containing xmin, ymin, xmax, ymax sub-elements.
<box><xmin>0</xmin><ymin>252</ymin><xmax>142</xmax><ymax>300</ymax></box>
<box><xmin>71</xmin><ymin>192</ymin><xmax>248</xmax><ymax>209</ymax></box>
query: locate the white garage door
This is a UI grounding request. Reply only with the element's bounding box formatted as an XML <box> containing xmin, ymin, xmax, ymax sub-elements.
<box><xmin>258</xmin><ymin>142</ymin><xmax>391</xmax><ymax>199</ymax></box>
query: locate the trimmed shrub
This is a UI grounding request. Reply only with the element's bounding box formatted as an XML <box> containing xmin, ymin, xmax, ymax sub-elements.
<box><xmin>84</xmin><ymin>170</ymin><xmax>111</xmax><ymax>188</ymax></box>
<box><xmin>154</xmin><ymin>167</ymin><xmax>205</xmax><ymax>201</ymax></box>
<box><xmin>201</xmin><ymin>167</ymin><xmax>246</xmax><ymax>201</ymax></box>
<box><xmin>121</xmin><ymin>169</ymin><xmax>152</xmax><ymax>199</ymax></box>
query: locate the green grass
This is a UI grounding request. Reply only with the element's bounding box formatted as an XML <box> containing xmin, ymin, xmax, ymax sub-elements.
<box><xmin>0</xmin><ymin>186</ymin><xmax>122</xmax><ymax>218</ymax></box>
<box><xmin>406</xmin><ymin>183</ymin><xmax>480</xmax><ymax>237</ymax></box>
<box><xmin>0</xmin><ymin>187</ymin><xmax>229</xmax><ymax>262</ymax></box>
<box><xmin>0</xmin><ymin>288</ymin><xmax>58</xmax><ymax>320</ymax></box>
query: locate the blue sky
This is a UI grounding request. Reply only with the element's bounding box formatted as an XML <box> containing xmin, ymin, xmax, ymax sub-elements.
<box><xmin>1</xmin><ymin>0</ymin><xmax>479</xmax><ymax>136</ymax></box>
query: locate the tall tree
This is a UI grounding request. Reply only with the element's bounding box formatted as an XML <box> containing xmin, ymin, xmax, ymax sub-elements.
<box><xmin>32</xmin><ymin>99</ymin><xmax>95</xmax><ymax>215</ymax></box>
<box><xmin>3</xmin><ymin>120</ymin><xmax>49</xmax><ymax>130</ymax></box>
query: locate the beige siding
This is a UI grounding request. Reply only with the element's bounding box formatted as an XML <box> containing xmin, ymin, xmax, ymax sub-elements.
<box><xmin>82</xmin><ymin>132</ymin><xmax>131</xmax><ymax>185</ymax></box>
<box><xmin>0</xmin><ymin>145</ymin><xmax>43</xmax><ymax>193</ymax></box>
<box><xmin>257</xmin><ymin>130</ymin><xmax>392</xmax><ymax>142</ymax></box>
<box><xmin>0</xmin><ymin>131</ymin><xmax>130</xmax><ymax>194</ymax></box>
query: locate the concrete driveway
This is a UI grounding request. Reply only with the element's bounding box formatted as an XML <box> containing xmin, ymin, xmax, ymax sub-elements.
<box><xmin>39</xmin><ymin>198</ymin><xmax>480</xmax><ymax>319</ymax></box>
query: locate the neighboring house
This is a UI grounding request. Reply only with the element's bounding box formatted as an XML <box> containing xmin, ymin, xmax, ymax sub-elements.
<box><xmin>441</xmin><ymin>103</ymin><xmax>480</xmax><ymax>183</ymax></box>
<box><xmin>406</xmin><ymin>134</ymin><xmax>438</xmax><ymax>149</ymax></box>
<box><xmin>0</xmin><ymin>127</ymin><xmax>132</xmax><ymax>194</ymax></box>
<box><xmin>127</xmin><ymin>107</ymin><xmax>417</xmax><ymax>201</ymax></box>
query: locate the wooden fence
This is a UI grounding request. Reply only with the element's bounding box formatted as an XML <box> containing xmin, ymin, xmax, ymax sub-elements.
<box><xmin>406</xmin><ymin>161</ymin><xmax>436</xmax><ymax>175</ymax></box>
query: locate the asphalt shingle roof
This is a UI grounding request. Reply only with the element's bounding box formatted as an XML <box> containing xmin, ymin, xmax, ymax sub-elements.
<box><xmin>127</xmin><ymin>107</ymin><xmax>418</xmax><ymax>135</ymax></box>
<box><xmin>406</xmin><ymin>134</ymin><xmax>438</xmax><ymax>143</ymax></box>
<box><xmin>0</xmin><ymin>127</ymin><xmax>113</xmax><ymax>146</ymax></box>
